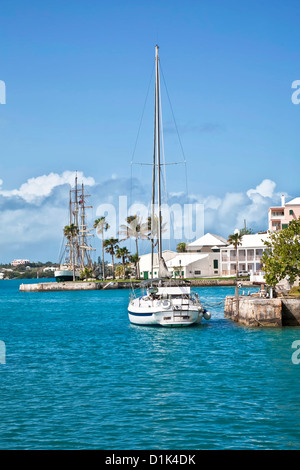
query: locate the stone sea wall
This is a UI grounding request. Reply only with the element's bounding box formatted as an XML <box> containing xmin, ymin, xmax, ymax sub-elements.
<box><xmin>19</xmin><ymin>278</ymin><xmax>240</xmax><ymax>292</ymax></box>
<box><xmin>224</xmin><ymin>295</ymin><xmax>300</xmax><ymax>327</ymax></box>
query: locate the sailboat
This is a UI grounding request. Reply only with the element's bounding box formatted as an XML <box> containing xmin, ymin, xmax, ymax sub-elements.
<box><xmin>54</xmin><ymin>174</ymin><xmax>95</xmax><ymax>282</ymax></box>
<box><xmin>128</xmin><ymin>46</ymin><xmax>211</xmax><ymax>327</ymax></box>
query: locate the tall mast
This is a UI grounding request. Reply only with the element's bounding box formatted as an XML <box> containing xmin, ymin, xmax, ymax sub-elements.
<box><xmin>151</xmin><ymin>50</ymin><xmax>157</xmax><ymax>277</ymax></box>
<box><xmin>155</xmin><ymin>45</ymin><xmax>162</xmax><ymax>259</ymax></box>
<box><xmin>74</xmin><ymin>172</ymin><xmax>79</xmax><ymax>266</ymax></box>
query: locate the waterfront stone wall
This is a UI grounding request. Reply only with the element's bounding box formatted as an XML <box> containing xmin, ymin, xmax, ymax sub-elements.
<box><xmin>19</xmin><ymin>281</ymin><xmax>103</xmax><ymax>292</ymax></box>
<box><xmin>281</xmin><ymin>298</ymin><xmax>300</xmax><ymax>326</ymax></box>
<box><xmin>190</xmin><ymin>279</ymin><xmax>236</xmax><ymax>287</ymax></box>
<box><xmin>224</xmin><ymin>295</ymin><xmax>300</xmax><ymax>327</ymax></box>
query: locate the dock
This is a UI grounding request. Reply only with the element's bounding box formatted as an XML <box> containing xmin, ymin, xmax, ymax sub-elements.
<box><xmin>224</xmin><ymin>295</ymin><xmax>300</xmax><ymax>327</ymax></box>
<box><xmin>19</xmin><ymin>280</ymin><xmax>143</xmax><ymax>292</ymax></box>
<box><xmin>19</xmin><ymin>278</ymin><xmax>246</xmax><ymax>292</ymax></box>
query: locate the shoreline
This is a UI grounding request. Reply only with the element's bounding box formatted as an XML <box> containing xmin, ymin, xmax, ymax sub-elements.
<box><xmin>19</xmin><ymin>278</ymin><xmax>255</xmax><ymax>292</ymax></box>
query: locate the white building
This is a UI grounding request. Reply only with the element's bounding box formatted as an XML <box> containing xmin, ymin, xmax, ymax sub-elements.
<box><xmin>187</xmin><ymin>233</ymin><xmax>228</xmax><ymax>253</ymax></box>
<box><xmin>139</xmin><ymin>247</ymin><xmax>221</xmax><ymax>280</ymax></box>
<box><xmin>11</xmin><ymin>259</ymin><xmax>30</xmax><ymax>266</ymax></box>
<box><xmin>220</xmin><ymin>233</ymin><xmax>269</xmax><ymax>282</ymax></box>
<box><xmin>43</xmin><ymin>266</ymin><xmax>57</xmax><ymax>273</ymax></box>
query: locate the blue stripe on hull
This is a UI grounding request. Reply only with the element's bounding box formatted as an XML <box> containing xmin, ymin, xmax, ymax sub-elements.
<box><xmin>128</xmin><ymin>311</ymin><xmax>154</xmax><ymax>317</ymax></box>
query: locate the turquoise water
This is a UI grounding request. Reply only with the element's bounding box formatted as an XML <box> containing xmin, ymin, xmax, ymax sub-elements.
<box><xmin>0</xmin><ymin>279</ymin><xmax>300</xmax><ymax>450</ymax></box>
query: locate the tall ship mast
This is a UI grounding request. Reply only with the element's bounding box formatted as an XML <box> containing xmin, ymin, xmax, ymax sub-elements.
<box><xmin>55</xmin><ymin>174</ymin><xmax>95</xmax><ymax>282</ymax></box>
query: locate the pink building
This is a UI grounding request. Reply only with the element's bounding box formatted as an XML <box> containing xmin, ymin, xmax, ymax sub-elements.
<box><xmin>268</xmin><ymin>196</ymin><xmax>300</xmax><ymax>231</ymax></box>
<box><xmin>11</xmin><ymin>259</ymin><xmax>30</xmax><ymax>266</ymax></box>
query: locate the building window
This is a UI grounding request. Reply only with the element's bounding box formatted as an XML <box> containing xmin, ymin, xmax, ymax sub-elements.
<box><xmin>213</xmin><ymin>259</ymin><xmax>218</xmax><ymax>269</ymax></box>
<box><xmin>289</xmin><ymin>209</ymin><xmax>294</xmax><ymax>215</ymax></box>
<box><xmin>282</xmin><ymin>224</ymin><xmax>288</xmax><ymax>229</ymax></box>
<box><xmin>194</xmin><ymin>270</ymin><xmax>201</xmax><ymax>275</ymax></box>
<box><xmin>272</xmin><ymin>211</ymin><xmax>284</xmax><ymax>217</ymax></box>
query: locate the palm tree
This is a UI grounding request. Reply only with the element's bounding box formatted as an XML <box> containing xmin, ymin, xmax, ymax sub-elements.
<box><xmin>103</xmin><ymin>238</ymin><xmax>119</xmax><ymax>279</ymax></box>
<box><xmin>115</xmin><ymin>264</ymin><xmax>125</xmax><ymax>279</ymax></box>
<box><xmin>129</xmin><ymin>253</ymin><xmax>140</xmax><ymax>279</ymax></box>
<box><xmin>79</xmin><ymin>267</ymin><xmax>93</xmax><ymax>280</ymax></box>
<box><xmin>115</xmin><ymin>247</ymin><xmax>130</xmax><ymax>279</ymax></box>
<box><xmin>93</xmin><ymin>217</ymin><xmax>110</xmax><ymax>280</ymax></box>
<box><xmin>176</xmin><ymin>242</ymin><xmax>187</xmax><ymax>253</ymax></box>
<box><xmin>227</xmin><ymin>232</ymin><xmax>243</xmax><ymax>279</ymax></box>
<box><xmin>227</xmin><ymin>231</ymin><xmax>243</xmax><ymax>314</ymax></box>
<box><xmin>146</xmin><ymin>215</ymin><xmax>168</xmax><ymax>278</ymax></box>
<box><xmin>63</xmin><ymin>224</ymin><xmax>79</xmax><ymax>281</ymax></box>
<box><xmin>118</xmin><ymin>215</ymin><xmax>148</xmax><ymax>279</ymax></box>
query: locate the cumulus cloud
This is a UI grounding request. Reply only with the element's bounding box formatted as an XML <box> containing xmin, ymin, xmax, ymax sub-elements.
<box><xmin>0</xmin><ymin>171</ymin><xmax>95</xmax><ymax>204</ymax></box>
<box><xmin>0</xmin><ymin>170</ymin><xmax>290</xmax><ymax>262</ymax></box>
<box><xmin>202</xmin><ymin>179</ymin><xmax>284</xmax><ymax>235</ymax></box>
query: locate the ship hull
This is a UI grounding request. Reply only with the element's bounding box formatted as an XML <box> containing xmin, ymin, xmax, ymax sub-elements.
<box><xmin>54</xmin><ymin>269</ymin><xmax>79</xmax><ymax>282</ymax></box>
<box><xmin>128</xmin><ymin>307</ymin><xmax>202</xmax><ymax>327</ymax></box>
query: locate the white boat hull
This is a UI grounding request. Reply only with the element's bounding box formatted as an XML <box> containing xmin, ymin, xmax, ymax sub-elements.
<box><xmin>128</xmin><ymin>284</ymin><xmax>210</xmax><ymax>327</ymax></box>
<box><xmin>128</xmin><ymin>308</ymin><xmax>202</xmax><ymax>327</ymax></box>
<box><xmin>128</xmin><ymin>298</ymin><xmax>203</xmax><ymax>327</ymax></box>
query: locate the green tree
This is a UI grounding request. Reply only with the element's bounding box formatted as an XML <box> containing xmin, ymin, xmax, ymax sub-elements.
<box><xmin>176</xmin><ymin>242</ymin><xmax>187</xmax><ymax>253</ymax></box>
<box><xmin>119</xmin><ymin>215</ymin><xmax>148</xmax><ymax>279</ymax></box>
<box><xmin>93</xmin><ymin>216</ymin><xmax>110</xmax><ymax>280</ymax></box>
<box><xmin>115</xmin><ymin>247</ymin><xmax>130</xmax><ymax>279</ymax></box>
<box><xmin>262</xmin><ymin>217</ymin><xmax>300</xmax><ymax>287</ymax></box>
<box><xmin>63</xmin><ymin>223</ymin><xmax>79</xmax><ymax>281</ymax></box>
<box><xmin>115</xmin><ymin>264</ymin><xmax>125</xmax><ymax>279</ymax></box>
<box><xmin>129</xmin><ymin>253</ymin><xmax>140</xmax><ymax>279</ymax></box>
<box><xmin>103</xmin><ymin>238</ymin><xmax>119</xmax><ymax>279</ymax></box>
<box><xmin>239</xmin><ymin>227</ymin><xmax>254</xmax><ymax>236</ymax></box>
<box><xmin>80</xmin><ymin>267</ymin><xmax>93</xmax><ymax>280</ymax></box>
<box><xmin>227</xmin><ymin>232</ymin><xmax>243</xmax><ymax>279</ymax></box>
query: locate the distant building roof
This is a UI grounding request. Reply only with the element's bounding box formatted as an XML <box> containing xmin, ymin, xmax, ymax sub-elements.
<box><xmin>188</xmin><ymin>233</ymin><xmax>228</xmax><ymax>248</ymax></box>
<box><xmin>286</xmin><ymin>197</ymin><xmax>300</xmax><ymax>206</ymax></box>
<box><xmin>224</xmin><ymin>233</ymin><xmax>269</xmax><ymax>249</ymax></box>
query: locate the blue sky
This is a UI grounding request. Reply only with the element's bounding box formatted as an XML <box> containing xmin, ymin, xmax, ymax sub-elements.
<box><xmin>0</xmin><ymin>0</ymin><xmax>299</xmax><ymax>262</ymax></box>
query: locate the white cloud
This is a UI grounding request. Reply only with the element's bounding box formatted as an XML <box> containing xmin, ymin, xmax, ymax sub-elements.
<box><xmin>0</xmin><ymin>171</ymin><xmax>95</xmax><ymax>204</ymax></box>
<box><xmin>247</xmin><ymin>179</ymin><xmax>276</xmax><ymax>201</ymax></box>
<box><xmin>0</xmin><ymin>171</ymin><xmax>290</xmax><ymax>262</ymax></box>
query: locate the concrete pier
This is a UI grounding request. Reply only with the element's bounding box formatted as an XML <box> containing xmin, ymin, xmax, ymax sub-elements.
<box><xmin>224</xmin><ymin>295</ymin><xmax>300</xmax><ymax>327</ymax></box>
<box><xmin>19</xmin><ymin>280</ymin><xmax>142</xmax><ymax>292</ymax></box>
<box><xmin>19</xmin><ymin>278</ymin><xmax>242</xmax><ymax>292</ymax></box>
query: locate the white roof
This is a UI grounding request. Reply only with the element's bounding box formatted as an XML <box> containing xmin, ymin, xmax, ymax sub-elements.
<box><xmin>224</xmin><ymin>233</ymin><xmax>269</xmax><ymax>249</ymax></box>
<box><xmin>139</xmin><ymin>250</ymin><xmax>177</xmax><ymax>263</ymax></box>
<box><xmin>166</xmin><ymin>253</ymin><xmax>209</xmax><ymax>267</ymax></box>
<box><xmin>188</xmin><ymin>233</ymin><xmax>227</xmax><ymax>247</ymax></box>
<box><xmin>286</xmin><ymin>197</ymin><xmax>300</xmax><ymax>206</ymax></box>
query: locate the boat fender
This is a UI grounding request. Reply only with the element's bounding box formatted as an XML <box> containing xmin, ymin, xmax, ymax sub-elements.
<box><xmin>203</xmin><ymin>310</ymin><xmax>211</xmax><ymax>320</ymax></box>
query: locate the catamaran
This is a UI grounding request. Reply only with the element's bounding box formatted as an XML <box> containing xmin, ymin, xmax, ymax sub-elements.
<box><xmin>128</xmin><ymin>46</ymin><xmax>211</xmax><ymax>327</ymax></box>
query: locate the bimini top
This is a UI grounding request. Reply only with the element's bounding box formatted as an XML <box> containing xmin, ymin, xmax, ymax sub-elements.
<box><xmin>156</xmin><ymin>286</ymin><xmax>191</xmax><ymax>296</ymax></box>
<box><xmin>141</xmin><ymin>278</ymin><xmax>191</xmax><ymax>287</ymax></box>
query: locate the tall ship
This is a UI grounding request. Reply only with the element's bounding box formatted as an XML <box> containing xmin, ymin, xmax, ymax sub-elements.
<box><xmin>128</xmin><ymin>46</ymin><xmax>211</xmax><ymax>327</ymax></box>
<box><xmin>55</xmin><ymin>174</ymin><xmax>95</xmax><ymax>282</ymax></box>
